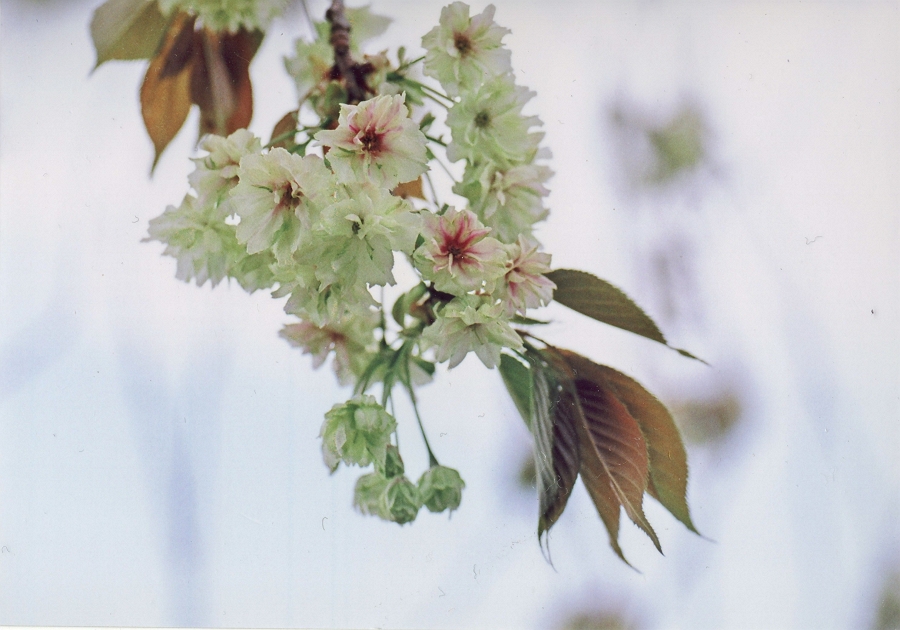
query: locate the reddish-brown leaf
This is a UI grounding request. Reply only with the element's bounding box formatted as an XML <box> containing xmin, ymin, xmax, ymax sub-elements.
<box><xmin>594</xmin><ymin>365</ymin><xmax>698</xmax><ymax>534</ymax></box>
<box><xmin>220</xmin><ymin>29</ymin><xmax>262</xmax><ymax>133</ymax></box>
<box><xmin>140</xmin><ymin>13</ymin><xmax>196</xmax><ymax>170</ymax></box>
<box><xmin>270</xmin><ymin>110</ymin><xmax>299</xmax><ymax>149</ymax></box>
<box><xmin>191</xmin><ymin>30</ymin><xmax>234</xmax><ymax>136</ymax></box>
<box><xmin>190</xmin><ymin>28</ymin><xmax>262</xmax><ymax>137</ymax></box>
<box><xmin>576</xmin><ymin>410</ymin><xmax>629</xmax><ymax>565</ymax></box>
<box><xmin>557</xmin><ymin>349</ymin><xmax>662</xmax><ymax>553</ymax></box>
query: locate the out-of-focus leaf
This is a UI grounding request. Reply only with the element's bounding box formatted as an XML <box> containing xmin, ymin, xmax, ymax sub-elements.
<box><xmin>140</xmin><ymin>13</ymin><xmax>195</xmax><ymax>170</ymax></box>
<box><xmin>346</xmin><ymin>6</ymin><xmax>392</xmax><ymax>45</ymax></box>
<box><xmin>191</xmin><ymin>28</ymin><xmax>262</xmax><ymax>137</ymax></box>
<box><xmin>671</xmin><ymin>392</ymin><xmax>742</xmax><ymax>445</ymax></box>
<box><xmin>220</xmin><ymin>29</ymin><xmax>262</xmax><ymax>132</ymax></box>
<box><xmin>192</xmin><ymin>30</ymin><xmax>235</xmax><ymax>136</ymax></box>
<box><xmin>392</xmin><ymin>177</ymin><xmax>425</xmax><ymax>200</ymax></box>
<box><xmin>875</xmin><ymin>571</ymin><xmax>900</xmax><ymax>630</ymax></box>
<box><xmin>159</xmin><ymin>14</ymin><xmax>196</xmax><ymax>77</ymax></box>
<box><xmin>556</xmin><ymin>349</ymin><xmax>661</xmax><ymax>553</ymax></box>
<box><xmin>90</xmin><ymin>0</ymin><xmax>168</xmax><ymax>68</ymax></box>
<box><xmin>547</xmin><ymin>269</ymin><xmax>703</xmax><ymax>362</ymax></box>
<box><xmin>499</xmin><ymin>354</ymin><xmax>532</xmax><ymax>428</ymax></box>
<box><xmin>270</xmin><ymin>110</ymin><xmax>299</xmax><ymax>149</ymax></box>
<box><xmin>527</xmin><ymin>350</ymin><xmax>581</xmax><ymax>540</ymax></box>
<box><xmin>589</xmin><ymin>362</ymin><xmax>698</xmax><ymax>534</ymax></box>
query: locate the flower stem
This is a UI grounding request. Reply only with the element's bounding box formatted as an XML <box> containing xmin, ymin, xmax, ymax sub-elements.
<box><xmin>405</xmin><ymin>381</ymin><xmax>438</xmax><ymax>468</ymax></box>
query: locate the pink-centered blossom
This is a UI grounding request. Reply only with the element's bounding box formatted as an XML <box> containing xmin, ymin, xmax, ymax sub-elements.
<box><xmin>499</xmin><ymin>236</ymin><xmax>556</xmax><ymax>315</ymax></box>
<box><xmin>279</xmin><ymin>309</ymin><xmax>377</xmax><ymax>386</ymax></box>
<box><xmin>416</xmin><ymin>208</ymin><xmax>508</xmax><ymax>295</ymax></box>
<box><xmin>315</xmin><ymin>94</ymin><xmax>428</xmax><ymax>189</ymax></box>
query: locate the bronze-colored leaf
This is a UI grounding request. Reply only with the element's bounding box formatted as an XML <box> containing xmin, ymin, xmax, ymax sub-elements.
<box><xmin>140</xmin><ymin>13</ymin><xmax>196</xmax><ymax>170</ymax></box>
<box><xmin>593</xmin><ymin>365</ymin><xmax>699</xmax><ymax>534</ymax></box>
<box><xmin>392</xmin><ymin>177</ymin><xmax>425</xmax><ymax>200</ymax></box>
<box><xmin>191</xmin><ymin>28</ymin><xmax>262</xmax><ymax>137</ymax></box>
<box><xmin>556</xmin><ymin>349</ymin><xmax>661</xmax><ymax>553</ymax></box>
<box><xmin>90</xmin><ymin>0</ymin><xmax>168</xmax><ymax>69</ymax></box>
<box><xmin>159</xmin><ymin>13</ymin><xmax>196</xmax><ymax>78</ymax></box>
<box><xmin>192</xmin><ymin>30</ymin><xmax>235</xmax><ymax>136</ymax></box>
<box><xmin>270</xmin><ymin>110</ymin><xmax>299</xmax><ymax>149</ymax></box>
<box><xmin>220</xmin><ymin>29</ymin><xmax>262</xmax><ymax>133</ymax></box>
<box><xmin>577</xmin><ymin>414</ymin><xmax>630</xmax><ymax>565</ymax></box>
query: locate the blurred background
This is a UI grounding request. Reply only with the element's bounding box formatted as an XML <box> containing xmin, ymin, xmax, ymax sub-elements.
<box><xmin>1</xmin><ymin>0</ymin><xmax>898</xmax><ymax>627</ymax></box>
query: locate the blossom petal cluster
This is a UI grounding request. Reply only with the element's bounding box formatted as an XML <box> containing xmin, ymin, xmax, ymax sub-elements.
<box><xmin>158</xmin><ymin>0</ymin><xmax>290</xmax><ymax>32</ymax></box>
<box><xmin>316</xmin><ymin>94</ymin><xmax>428</xmax><ymax>189</ymax></box>
<box><xmin>421</xmin><ymin>2</ymin><xmax>511</xmax><ymax>96</ymax></box>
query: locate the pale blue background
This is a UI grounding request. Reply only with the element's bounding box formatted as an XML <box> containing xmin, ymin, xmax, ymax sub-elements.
<box><xmin>1</xmin><ymin>0</ymin><xmax>898</xmax><ymax>627</ymax></box>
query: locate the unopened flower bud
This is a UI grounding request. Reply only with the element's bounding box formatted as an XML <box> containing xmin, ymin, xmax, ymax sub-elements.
<box><xmin>320</xmin><ymin>396</ymin><xmax>397</xmax><ymax>471</ymax></box>
<box><xmin>354</xmin><ymin>472</ymin><xmax>391</xmax><ymax>518</ymax></box>
<box><xmin>381</xmin><ymin>476</ymin><xmax>422</xmax><ymax>525</ymax></box>
<box><xmin>382</xmin><ymin>444</ymin><xmax>405</xmax><ymax>479</ymax></box>
<box><xmin>418</xmin><ymin>465</ymin><xmax>465</xmax><ymax>514</ymax></box>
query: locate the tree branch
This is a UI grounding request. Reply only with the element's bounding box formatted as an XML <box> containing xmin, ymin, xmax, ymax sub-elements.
<box><xmin>326</xmin><ymin>0</ymin><xmax>367</xmax><ymax>104</ymax></box>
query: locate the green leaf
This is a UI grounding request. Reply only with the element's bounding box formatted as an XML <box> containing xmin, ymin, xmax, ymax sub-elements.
<box><xmin>547</xmin><ymin>269</ymin><xmax>703</xmax><ymax>362</ymax></box>
<box><xmin>90</xmin><ymin>0</ymin><xmax>168</xmax><ymax>69</ymax></box>
<box><xmin>592</xmin><ymin>365</ymin><xmax>699</xmax><ymax>534</ymax></box>
<box><xmin>525</xmin><ymin>350</ymin><xmax>581</xmax><ymax>542</ymax></box>
<box><xmin>510</xmin><ymin>315</ymin><xmax>550</xmax><ymax>326</ymax></box>
<box><xmin>499</xmin><ymin>354</ymin><xmax>532</xmax><ymax>428</ymax></box>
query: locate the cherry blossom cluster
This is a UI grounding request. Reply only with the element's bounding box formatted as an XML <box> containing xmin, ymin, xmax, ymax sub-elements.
<box><xmin>157</xmin><ymin>0</ymin><xmax>290</xmax><ymax>32</ymax></box>
<box><xmin>147</xmin><ymin>2</ymin><xmax>556</xmax><ymax>524</ymax></box>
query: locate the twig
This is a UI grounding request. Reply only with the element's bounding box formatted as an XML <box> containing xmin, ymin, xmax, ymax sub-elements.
<box><xmin>326</xmin><ymin>0</ymin><xmax>367</xmax><ymax>104</ymax></box>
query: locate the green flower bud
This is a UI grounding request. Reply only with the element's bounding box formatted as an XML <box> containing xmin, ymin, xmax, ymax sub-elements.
<box><xmin>382</xmin><ymin>444</ymin><xmax>405</xmax><ymax>479</ymax></box>
<box><xmin>320</xmin><ymin>395</ymin><xmax>397</xmax><ymax>471</ymax></box>
<box><xmin>353</xmin><ymin>472</ymin><xmax>391</xmax><ymax>518</ymax></box>
<box><xmin>418</xmin><ymin>465</ymin><xmax>465</xmax><ymax>514</ymax></box>
<box><xmin>381</xmin><ymin>476</ymin><xmax>422</xmax><ymax>525</ymax></box>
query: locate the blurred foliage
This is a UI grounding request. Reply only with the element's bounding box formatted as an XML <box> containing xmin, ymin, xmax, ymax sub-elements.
<box><xmin>561</xmin><ymin>611</ymin><xmax>637</xmax><ymax>630</ymax></box>
<box><xmin>670</xmin><ymin>390</ymin><xmax>743</xmax><ymax>446</ymax></box>
<box><xmin>647</xmin><ymin>109</ymin><xmax>706</xmax><ymax>183</ymax></box>
<box><xmin>518</xmin><ymin>451</ymin><xmax>537</xmax><ymax>491</ymax></box>
<box><xmin>609</xmin><ymin>100</ymin><xmax>709</xmax><ymax>188</ymax></box>
<box><xmin>874</xmin><ymin>571</ymin><xmax>900</xmax><ymax>630</ymax></box>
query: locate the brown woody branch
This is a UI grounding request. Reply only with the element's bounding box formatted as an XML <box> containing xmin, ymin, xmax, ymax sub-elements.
<box><xmin>326</xmin><ymin>0</ymin><xmax>367</xmax><ymax>104</ymax></box>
